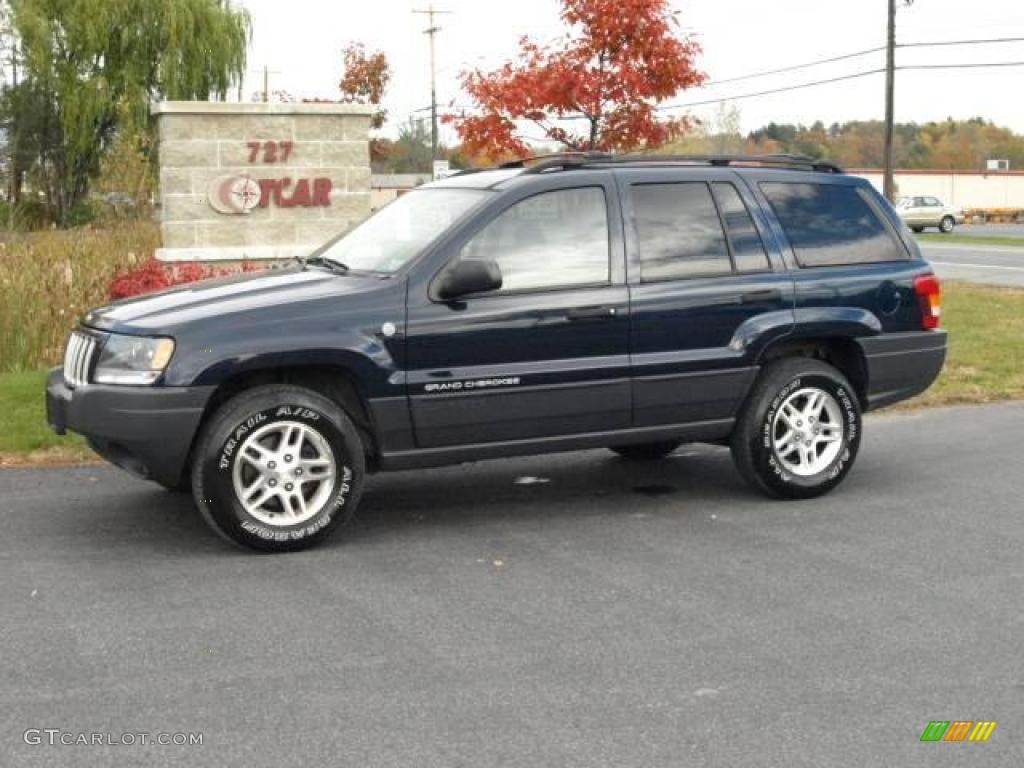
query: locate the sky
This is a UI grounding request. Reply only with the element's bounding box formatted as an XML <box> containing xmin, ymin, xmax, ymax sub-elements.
<box><xmin>234</xmin><ymin>0</ymin><xmax>1024</xmax><ymax>142</ymax></box>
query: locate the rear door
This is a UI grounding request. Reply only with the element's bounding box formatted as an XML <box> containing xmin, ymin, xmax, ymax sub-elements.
<box><xmin>618</xmin><ymin>168</ymin><xmax>794</xmax><ymax>427</ymax></box>
<box><xmin>404</xmin><ymin>176</ymin><xmax>631</xmax><ymax>448</ymax></box>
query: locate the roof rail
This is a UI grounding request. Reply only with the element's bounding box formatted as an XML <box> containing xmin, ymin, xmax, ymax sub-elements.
<box><xmin>499</xmin><ymin>151</ymin><xmax>614</xmax><ymax>174</ymax></box>
<box><xmin>478</xmin><ymin>151</ymin><xmax>842</xmax><ymax>175</ymax></box>
<box><xmin>599</xmin><ymin>153</ymin><xmax>844</xmax><ymax>174</ymax></box>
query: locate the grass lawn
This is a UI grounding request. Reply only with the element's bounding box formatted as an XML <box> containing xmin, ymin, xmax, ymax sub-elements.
<box><xmin>916</xmin><ymin>232</ymin><xmax>1024</xmax><ymax>248</ymax></box>
<box><xmin>905</xmin><ymin>282</ymin><xmax>1024</xmax><ymax>408</ymax></box>
<box><xmin>0</xmin><ymin>369</ymin><xmax>95</xmax><ymax>465</ymax></box>
<box><xmin>0</xmin><ymin>282</ymin><xmax>1021</xmax><ymax>464</ymax></box>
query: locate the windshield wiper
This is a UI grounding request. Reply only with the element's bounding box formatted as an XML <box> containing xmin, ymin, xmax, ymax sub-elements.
<box><xmin>298</xmin><ymin>255</ymin><xmax>350</xmax><ymax>274</ymax></box>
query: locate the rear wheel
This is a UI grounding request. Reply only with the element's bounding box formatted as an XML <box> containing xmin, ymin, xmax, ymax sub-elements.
<box><xmin>191</xmin><ymin>385</ymin><xmax>365</xmax><ymax>552</ymax></box>
<box><xmin>731</xmin><ymin>358</ymin><xmax>861</xmax><ymax>499</ymax></box>
<box><xmin>911</xmin><ymin>226</ymin><xmax>924</xmax><ymax>233</ymax></box>
<box><xmin>939</xmin><ymin>215</ymin><xmax>955</xmax><ymax>233</ymax></box>
<box><xmin>610</xmin><ymin>441</ymin><xmax>681</xmax><ymax>461</ymax></box>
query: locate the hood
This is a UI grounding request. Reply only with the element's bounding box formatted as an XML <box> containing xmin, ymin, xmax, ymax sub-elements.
<box><xmin>84</xmin><ymin>266</ymin><xmax>384</xmax><ymax>335</ymax></box>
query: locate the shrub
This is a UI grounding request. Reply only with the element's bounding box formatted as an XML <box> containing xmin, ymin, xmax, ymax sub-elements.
<box><xmin>0</xmin><ymin>222</ymin><xmax>160</xmax><ymax>371</ymax></box>
<box><xmin>108</xmin><ymin>259</ymin><xmax>264</xmax><ymax>300</ymax></box>
<box><xmin>0</xmin><ymin>222</ymin><xmax>265</xmax><ymax>371</ymax></box>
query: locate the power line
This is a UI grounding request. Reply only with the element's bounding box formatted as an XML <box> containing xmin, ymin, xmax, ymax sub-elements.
<box><xmin>692</xmin><ymin>35</ymin><xmax>1024</xmax><ymax>91</ymax></box>
<box><xmin>659</xmin><ymin>60</ymin><xmax>1024</xmax><ymax>112</ymax></box>
<box><xmin>899</xmin><ymin>35</ymin><xmax>1024</xmax><ymax>48</ymax></box>
<box><xmin>699</xmin><ymin>47</ymin><xmax>884</xmax><ymax>88</ymax></box>
<box><xmin>900</xmin><ymin>61</ymin><xmax>1024</xmax><ymax>69</ymax></box>
<box><xmin>659</xmin><ymin>69</ymin><xmax>886</xmax><ymax>111</ymax></box>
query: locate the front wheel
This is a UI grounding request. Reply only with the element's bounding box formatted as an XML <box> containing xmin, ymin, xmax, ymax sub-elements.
<box><xmin>731</xmin><ymin>359</ymin><xmax>862</xmax><ymax>499</ymax></box>
<box><xmin>191</xmin><ymin>385</ymin><xmax>365</xmax><ymax>552</ymax></box>
<box><xmin>939</xmin><ymin>215</ymin><xmax>955</xmax><ymax>233</ymax></box>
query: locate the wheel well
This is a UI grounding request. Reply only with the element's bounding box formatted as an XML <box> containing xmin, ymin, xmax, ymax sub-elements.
<box><xmin>760</xmin><ymin>338</ymin><xmax>869</xmax><ymax>409</ymax></box>
<box><xmin>187</xmin><ymin>365</ymin><xmax>379</xmax><ymax>479</ymax></box>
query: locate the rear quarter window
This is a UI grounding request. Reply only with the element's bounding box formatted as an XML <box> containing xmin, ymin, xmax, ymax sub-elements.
<box><xmin>760</xmin><ymin>181</ymin><xmax>908</xmax><ymax>267</ymax></box>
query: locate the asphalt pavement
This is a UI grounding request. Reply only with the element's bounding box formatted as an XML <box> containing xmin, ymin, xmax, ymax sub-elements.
<box><xmin>948</xmin><ymin>223</ymin><xmax>1024</xmax><ymax>239</ymax></box>
<box><xmin>920</xmin><ymin>241</ymin><xmax>1024</xmax><ymax>287</ymax></box>
<box><xmin>1</xmin><ymin>403</ymin><xmax>1022</xmax><ymax>767</ymax></box>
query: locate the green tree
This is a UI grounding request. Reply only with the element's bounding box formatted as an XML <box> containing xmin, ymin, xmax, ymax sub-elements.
<box><xmin>7</xmin><ymin>0</ymin><xmax>250</xmax><ymax>225</ymax></box>
<box><xmin>375</xmin><ymin>118</ymin><xmax>433</xmax><ymax>174</ymax></box>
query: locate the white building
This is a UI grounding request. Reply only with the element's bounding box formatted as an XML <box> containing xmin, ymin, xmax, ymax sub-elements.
<box><xmin>851</xmin><ymin>168</ymin><xmax>1024</xmax><ymax>212</ymax></box>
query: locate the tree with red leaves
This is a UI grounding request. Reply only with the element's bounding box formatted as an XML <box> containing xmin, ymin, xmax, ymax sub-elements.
<box><xmin>447</xmin><ymin>0</ymin><xmax>704</xmax><ymax>159</ymax></box>
<box><xmin>339</xmin><ymin>43</ymin><xmax>392</xmax><ymax>130</ymax></box>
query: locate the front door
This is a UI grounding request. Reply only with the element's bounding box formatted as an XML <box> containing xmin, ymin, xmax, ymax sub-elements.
<box><xmin>404</xmin><ymin>180</ymin><xmax>630</xmax><ymax>448</ymax></box>
<box><xmin>618</xmin><ymin>169</ymin><xmax>794</xmax><ymax>427</ymax></box>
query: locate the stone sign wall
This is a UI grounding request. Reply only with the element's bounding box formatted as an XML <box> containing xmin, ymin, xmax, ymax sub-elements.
<box><xmin>153</xmin><ymin>101</ymin><xmax>373</xmax><ymax>261</ymax></box>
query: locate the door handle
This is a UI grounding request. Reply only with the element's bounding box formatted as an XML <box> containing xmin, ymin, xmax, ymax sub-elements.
<box><xmin>566</xmin><ymin>305</ymin><xmax>618</xmax><ymax>321</ymax></box>
<box><xmin>740</xmin><ymin>289</ymin><xmax>783</xmax><ymax>305</ymax></box>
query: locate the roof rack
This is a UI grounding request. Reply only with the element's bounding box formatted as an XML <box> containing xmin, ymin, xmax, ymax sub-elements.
<box><xmin>604</xmin><ymin>153</ymin><xmax>844</xmax><ymax>174</ymax></box>
<box><xmin>499</xmin><ymin>151</ymin><xmax>614</xmax><ymax>174</ymax></box>
<box><xmin>474</xmin><ymin>151</ymin><xmax>843</xmax><ymax>175</ymax></box>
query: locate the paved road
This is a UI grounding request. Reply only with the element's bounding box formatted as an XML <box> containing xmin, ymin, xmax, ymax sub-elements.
<box><xmin>920</xmin><ymin>241</ymin><xmax>1024</xmax><ymax>287</ymax></box>
<box><xmin>948</xmin><ymin>223</ymin><xmax>1024</xmax><ymax>240</ymax></box>
<box><xmin>1</xmin><ymin>403</ymin><xmax>1022</xmax><ymax>767</ymax></box>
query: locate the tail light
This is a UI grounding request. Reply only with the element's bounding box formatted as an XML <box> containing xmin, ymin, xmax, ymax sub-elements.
<box><xmin>913</xmin><ymin>273</ymin><xmax>941</xmax><ymax>330</ymax></box>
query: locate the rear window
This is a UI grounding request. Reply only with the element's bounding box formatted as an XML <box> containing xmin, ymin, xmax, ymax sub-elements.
<box><xmin>760</xmin><ymin>182</ymin><xmax>907</xmax><ymax>267</ymax></box>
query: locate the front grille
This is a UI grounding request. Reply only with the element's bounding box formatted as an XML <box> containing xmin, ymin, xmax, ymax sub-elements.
<box><xmin>63</xmin><ymin>331</ymin><xmax>98</xmax><ymax>388</ymax></box>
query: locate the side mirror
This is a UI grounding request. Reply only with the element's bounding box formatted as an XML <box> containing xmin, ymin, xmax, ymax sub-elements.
<box><xmin>437</xmin><ymin>259</ymin><xmax>502</xmax><ymax>300</ymax></box>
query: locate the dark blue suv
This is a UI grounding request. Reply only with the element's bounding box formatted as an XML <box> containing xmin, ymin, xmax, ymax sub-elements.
<box><xmin>47</xmin><ymin>154</ymin><xmax>947</xmax><ymax>551</ymax></box>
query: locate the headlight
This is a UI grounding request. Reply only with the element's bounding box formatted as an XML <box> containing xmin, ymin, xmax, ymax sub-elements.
<box><xmin>94</xmin><ymin>335</ymin><xmax>175</xmax><ymax>385</ymax></box>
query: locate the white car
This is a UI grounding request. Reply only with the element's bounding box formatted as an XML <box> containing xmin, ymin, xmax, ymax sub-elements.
<box><xmin>896</xmin><ymin>196</ymin><xmax>966</xmax><ymax>234</ymax></box>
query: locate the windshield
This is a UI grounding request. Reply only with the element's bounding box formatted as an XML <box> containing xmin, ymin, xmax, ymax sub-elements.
<box><xmin>311</xmin><ymin>188</ymin><xmax>488</xmax><ymax>274</ymax></box>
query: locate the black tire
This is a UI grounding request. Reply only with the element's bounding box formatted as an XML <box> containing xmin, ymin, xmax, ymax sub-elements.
<box><xmin>730</xmin><ymin>358</ymin><xmax>862</xmax><ymax>499</ymax></box>
<box><xmin>609</xmin><ymin>441</ymin><xmax>681</xmax><ymax>460</ymax></box>
<box><xmin>191</xmin><ymin>385</ymin><xmax>365</xmax><ymax>552</ymax></box>
<box><xmin>939</xmin><ymin>216</ymin><xmax>955</xmax><ymax>233</ymax></box>
<box><xmin>911</xmin><ymin>226</ymin><xmax>924</xmax><ymax>233</ymax></box>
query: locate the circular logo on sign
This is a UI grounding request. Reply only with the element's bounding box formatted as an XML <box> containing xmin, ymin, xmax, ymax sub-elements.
<box><xmin>208</xmin><ymin>176</ymin><xmax>262</xmax><ymax>215</ymax></box>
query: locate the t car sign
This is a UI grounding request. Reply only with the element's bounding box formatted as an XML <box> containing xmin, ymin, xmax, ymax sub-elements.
<box><xmin>208</xmin><ymin>140</ymin><xmax>333</xmax><ymax>215</ymax></box>
<box><xmin>154</xmin><ymin>101</ymin><xmax>372</xmax><ymax>262</ymax></box>
<box><xmin>209</xmin><ymin>176</ymin><xmax>262</xmax><ymax>214</ymax></box>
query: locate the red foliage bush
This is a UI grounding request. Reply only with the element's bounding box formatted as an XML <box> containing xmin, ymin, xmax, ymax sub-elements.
<box><xmin>108</xmin><ymin>259</ymin><xmax>265</xmax><ymax>300</ymax></box>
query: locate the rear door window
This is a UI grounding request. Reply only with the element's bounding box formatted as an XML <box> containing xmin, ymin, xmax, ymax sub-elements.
<box><xmin>760</xmin><ymin>182</ymin><xmax>907</xmax><ymax>267</ymax></box>
<box><xmin>631</xmin><ymin>182</ymin><xmax>732</xmax><ymax>281</ymax></box>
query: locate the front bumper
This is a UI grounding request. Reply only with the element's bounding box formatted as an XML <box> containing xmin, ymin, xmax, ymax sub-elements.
<box><xmin>856</xmin><ymin>330</ymin><xmax>948</xmax><ymax>411</ymax></box>
<box><xmin>46</xmin><ymin>368</ymin><xmax>214</xmax><ymax>487</ymax></box>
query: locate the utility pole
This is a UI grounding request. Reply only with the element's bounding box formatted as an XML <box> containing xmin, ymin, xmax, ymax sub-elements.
<box><xmin>883</xmin><ymin>0</ymin><xmax>897</xmax><ymax>201</ymax></box>
<box><xmin>249</xmin><ymin>66</ymin><xmax>280</xmax><ymax>103</ymax></box>
<box><xmin>413</xmin><ymin>3</ymin><xmax>451</xmax><ymax>161</ymax></box>
<box><xmin>884</xmin><ymin>0</ymin><xmax>913</xmax><ymax>201</ymax></box>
